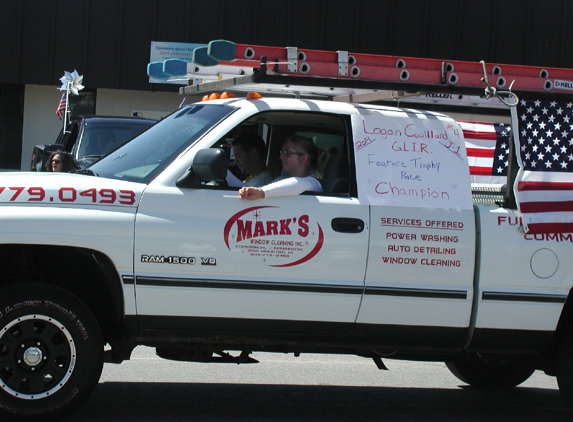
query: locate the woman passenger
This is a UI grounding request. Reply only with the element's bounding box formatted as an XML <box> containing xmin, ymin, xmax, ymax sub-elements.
<box><xmin>239</xmin><ymin>135</ymin><xmax>328</xmax><ymax>200</ymax></box>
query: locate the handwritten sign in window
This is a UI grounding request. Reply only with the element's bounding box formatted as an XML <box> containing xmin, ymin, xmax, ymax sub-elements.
<box><xmin>352</xmin><ymin>114</ymin><xmax>472</xmax><ymax>210</ymax></box>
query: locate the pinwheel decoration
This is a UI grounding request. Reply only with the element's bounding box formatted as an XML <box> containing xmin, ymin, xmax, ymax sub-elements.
<box><xmin>56</xmin><ymin>70</ymin><xmax>84</xmax><ymax>130</ymax></box>
<box><xmin>59</xmin><ymin>69</ymin><xmax>84</xmax><ymax>95</ymax></box>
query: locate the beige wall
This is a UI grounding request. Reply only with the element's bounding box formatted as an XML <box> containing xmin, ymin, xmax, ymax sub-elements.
<box><xmin>95</xmin><ymin>88</ymin><xmax>182</xmax><ymax>120</ymax></box>
<box><xmin>22</xmin><ymin>86</ymin><xmax>64</xmax><ymax>170</ymax></box>
<box><xmin>20</xmin><ymin>85</ymin><xmax>187</xmax><ymax>170</ymax></box>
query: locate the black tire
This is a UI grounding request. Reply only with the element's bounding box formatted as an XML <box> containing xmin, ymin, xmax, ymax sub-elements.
<box><xmin>556</xmin><ymin>328</ymin><xmax>573</xmax><ymax>410</ymax></box>
<box><xmin>0</xmin><ymin>283</ymin><xmax>103</xmax><ymax>419</ymax></box>
<box><xmin>445</xmin><ymin>359</ymin><xmax>535</xmax><ymax>389</ymax></box>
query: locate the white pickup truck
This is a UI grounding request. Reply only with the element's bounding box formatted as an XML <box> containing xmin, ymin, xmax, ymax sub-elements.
<box><xmin>0</xmin><ymin>96</ymin><xmax>572</xmax><ymax>419</ymax></box>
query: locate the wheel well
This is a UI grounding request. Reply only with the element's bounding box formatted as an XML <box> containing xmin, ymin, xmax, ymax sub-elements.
<box><xmin>0</xmin><ymin>244</ymin><xmax>125</xmax><ymax>343</ymax></box>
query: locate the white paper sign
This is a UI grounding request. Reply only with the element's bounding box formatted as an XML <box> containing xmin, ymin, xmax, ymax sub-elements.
<box><xmin>352</xmin><ymin>113</ymin><xmax>472</xmax><ymax>210</ymax></box>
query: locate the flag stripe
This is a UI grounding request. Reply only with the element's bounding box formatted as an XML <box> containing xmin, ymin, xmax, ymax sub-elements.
<box><xmin>467</xmin><ymin>157</ymin><xmax>494</xmax><ymax>168</ymax></box>
<box><xmin>469</xmin><ymin>166</ymin><xmax>496</xmax><ymax>176</ymax></box>
<box><xmin>465</xmin><ymin>147</ymin><xmax>495</xmax><ymax>158</ymax></box>
<box><xmin>458</xmin><ymin>120</ymin><xmax>498</xmax><ymax>133</ymax></box>
<box><xmin>464</xmin><ymin>139</ymin><xmax>499</xmax><ymax>149</ymax></box>
<box><xmin>461</xmin><ymin>129</ymin><xmax>497</xmax><ymax>141</ymax></box>
<box><xmin>518</xmin><ymin>200</ymin><xmax>573</xmax><ymax>213</ymax></box>
<box><xmin>517</xmin><ymin>181</ymin><xmax>573</xmax><ymax>191</ymax></box>
<box><xmin>517</xmin><ymin>189</ymin><xmax>573</xmax><ymax>203</ymax></box>
<box><xmin>526</xmin><ymin>222</ymin><xmax>573</xmax><ymax>234</ymax></box>
<box><xmin>517</xmin><ymin>171</ymin><xmax>573</xmax><ymax>183</ymax></box>
<box><xmin>524</xmin><ymin>210</ymin><xmax>573</xmax><ymax>223</ymax></box>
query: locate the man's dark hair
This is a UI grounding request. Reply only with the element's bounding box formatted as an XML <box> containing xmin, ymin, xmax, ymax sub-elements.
<box><xmin>232</xmin><ymin>132</ymin><xmax>266</xmax><ymax>158</ymax></box>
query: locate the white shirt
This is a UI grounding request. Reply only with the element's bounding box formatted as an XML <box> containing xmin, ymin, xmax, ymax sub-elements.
<box><xmin>262</xmin><ymin>175</ymin><xmax>323</xmax><ymax>198</ymax></box>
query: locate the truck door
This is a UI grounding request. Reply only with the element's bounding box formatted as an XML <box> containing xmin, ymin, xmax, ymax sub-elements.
<box><xmin>133</xmin><ymin>111</ymin><xmax>368</xmax><ymax>336</ymax></box>
<box><xmin>133</xmin><ymin>185</ymin><xmax>368</xmax><ymax>335</ymax></box>
<box><xmin>361</xmin><ymin>206</ymin><xmax>476</xmax><ymax>348</ymax></box>
<box><xmin>351</xmin><ymin>112</ymin><xmax>476</xmax><ymax>349</ymax></box>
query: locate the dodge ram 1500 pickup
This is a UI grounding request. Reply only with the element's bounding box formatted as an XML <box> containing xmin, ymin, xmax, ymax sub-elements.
<box><xmin>1</xmin><ymin>96</ymin><xmax>572</xmax><ymax>419</ymax></box>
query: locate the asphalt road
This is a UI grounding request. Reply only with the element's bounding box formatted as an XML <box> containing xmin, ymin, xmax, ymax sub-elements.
<box><xmin>67</xmin><ymin>346</ymin><xmax>571</xmax><ymax>422</ymax></box>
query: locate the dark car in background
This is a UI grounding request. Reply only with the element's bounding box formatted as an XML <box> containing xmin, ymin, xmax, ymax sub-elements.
<box><xmin>30</xmin><ymin>115</ymin><xmax>157</xmax><ymax>171</ymax></box>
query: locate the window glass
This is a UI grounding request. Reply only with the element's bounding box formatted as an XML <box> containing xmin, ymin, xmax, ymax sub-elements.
<box><xmin>203</xmin><ymin>110</ymin><xmax>350</xmax><ymax>194</ymax></box>
<box><xmin>77</xmin><ymin>122</ymin><xmax>155</xmax><ymax>159</ymax></box>
<box><xmin>87</xmin><ymin>104</ymin><xmax>236</xmax><ymax>184</ymax></box>
<box><xmin>68</xmin><ymin>89</ymin><xmax>96</xmax><ymax>118</ymax></box>
<box><xmin>296</xmin><ymin>131</ymin><xmax>345</xmax><ymax>156</ymax></box>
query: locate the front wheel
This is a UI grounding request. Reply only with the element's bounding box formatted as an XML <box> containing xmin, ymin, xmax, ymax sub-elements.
<box><xmin>0</xmin><ymin>283</ymin><xmax>103</xmax><ymax>419</ymax></box>
<box><xmin>445</xmin><ymin>359</ymin><xmax>535</xmax><ymax>389</ymax></box>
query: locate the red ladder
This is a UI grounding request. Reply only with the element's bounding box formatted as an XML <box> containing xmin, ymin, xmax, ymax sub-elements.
<box><xmin>188</xmin><ymin>39</ymin><xmax>573</xmax><ymax>96</ymax></box>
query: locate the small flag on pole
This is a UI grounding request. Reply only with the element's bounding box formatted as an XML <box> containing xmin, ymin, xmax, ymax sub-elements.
<box><xmin>56</xmin><ymin>91</ymin><xmax>67</xmax><ymax>120</ymax></box>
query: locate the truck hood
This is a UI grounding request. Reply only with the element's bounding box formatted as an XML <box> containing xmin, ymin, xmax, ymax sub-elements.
<box><xmin>0</xmin><ymin>172</ymin><xmax>145</xmax><ymax>208</ymax></box>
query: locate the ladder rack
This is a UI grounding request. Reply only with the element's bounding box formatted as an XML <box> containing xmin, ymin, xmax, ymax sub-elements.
<box><xmin>146</xmin><ymin>40</ymin><xmax>573</xmax><ymax>101</ymax></box>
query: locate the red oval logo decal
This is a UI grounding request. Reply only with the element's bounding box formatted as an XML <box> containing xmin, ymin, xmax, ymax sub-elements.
<box><xmin>224</xmin><ymin>206</ymin><xmax>323</xmax><ymax>267</ymax></box>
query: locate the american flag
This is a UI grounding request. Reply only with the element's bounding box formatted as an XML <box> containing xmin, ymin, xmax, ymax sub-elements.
<box><xmin>56</xmin><ymin>91</ymin><xmax>67</xmax><ymax>120</ymax></box>
<box><xmin>514</xmin><ymin>98</ymin><xmax>573</xmax><ymax>233</ymax></box>
<box><xmin>458</xmin><ymin>120</ymin><xmax>511</xmax><ymax>185</ymax></box>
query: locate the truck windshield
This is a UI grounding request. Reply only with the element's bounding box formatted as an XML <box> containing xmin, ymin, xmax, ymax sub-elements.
<box><xmin>85</xmin><ymin>104</ymin><xmax>235</xmax><ymax>183</ymax></box>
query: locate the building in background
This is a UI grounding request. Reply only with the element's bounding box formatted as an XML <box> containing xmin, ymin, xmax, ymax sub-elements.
<box><xmin>1</xmin><ymin>0</ymin><xmax>571</xmax><ymax>170</ymax></box>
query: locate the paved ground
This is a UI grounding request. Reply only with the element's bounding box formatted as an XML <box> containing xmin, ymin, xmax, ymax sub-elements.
<box><xmin>66</xmin><ymin>346</ymin><xmax>571</xmax><ymax>421</ymax></box>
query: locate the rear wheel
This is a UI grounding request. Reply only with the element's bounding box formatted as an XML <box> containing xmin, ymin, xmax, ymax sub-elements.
<box><xmin>556</xmin><ymin>329</ymin><xmax>573</xmax><ymax>410</ymax></box>
<box><xmin>0</xmin><ymin>283</ymin><xmax>103</xmax><ymax>419</ymax></box>
<box><xmin>445</xmin><ymin>359</ymin><xmax>535</xmax><ymax>389</ymax></box>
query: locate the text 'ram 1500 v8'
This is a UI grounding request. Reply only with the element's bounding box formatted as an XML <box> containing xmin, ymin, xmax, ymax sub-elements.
<box><xmin>1</xmin><ymin>95</ymin><xmax>572</xmax><ymax>419</ymax></box>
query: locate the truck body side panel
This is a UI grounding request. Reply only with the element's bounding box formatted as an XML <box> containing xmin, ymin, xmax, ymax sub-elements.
<box><xmin>473</xmin><ymin>206</ymin><xmax>571</xmax><ymax>336</ymax></box>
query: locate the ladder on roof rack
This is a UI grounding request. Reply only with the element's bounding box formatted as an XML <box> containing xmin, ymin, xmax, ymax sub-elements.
<box><xmin>147</xmin><ymin>39</ymin><xmax>573</xmax><ymax>99</ymax></box>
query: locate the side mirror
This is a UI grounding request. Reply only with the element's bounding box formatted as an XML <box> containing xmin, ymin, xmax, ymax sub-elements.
<box><xmin>176</xmin><ymin>148</ymin><xmax>229</xmax><ymax>188</ymax></box>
